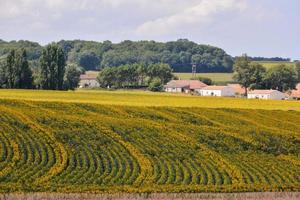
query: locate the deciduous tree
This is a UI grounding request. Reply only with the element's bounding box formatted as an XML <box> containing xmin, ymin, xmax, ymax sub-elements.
<box><xmin>264</xmin><ymin>64</ymin><xmax>298</xmax><ymax>92</ymax></box>
<box><xmin>64</xmin><ymin>64</ymin><xmax>82</xmax><ymax>90</ymax></box>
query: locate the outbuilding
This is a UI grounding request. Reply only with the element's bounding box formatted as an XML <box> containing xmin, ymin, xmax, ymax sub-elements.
<box><xmin>248</xmin><ymin>90</ymin><xmax>285</xmax><ymax>100</ymax></box>
<box><xmin>79</xmin><ymin>74</ymin><xmax>100</xmax><ymax>88</ymax></box>
<box><xmin>199</xmin><ymin>86</ymin><xmax>235</xmax><ymax>97</ymax></box>
<box><xmin>164</xmin><ymin>80</ymin><xmax>207</xmax><ymax>93</ymax></box>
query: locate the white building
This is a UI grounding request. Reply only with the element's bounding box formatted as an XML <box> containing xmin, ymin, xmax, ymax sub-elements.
<box><xmin>79</xmin><ymin>74</ymin><xmax>100</xmax><ymax>88</ymax></box>
<box><xmin>199</xmin><ymin>86</ymin><xmax>235</xmax><ymax>97</ymax></box>
<box><xmin>164</xmin><ymin>80</ymin><xmax>207</xmax><ymax>93</ymax></box>
<box><xmin>248</xmin><ymin>90</ymin><xmax>286</xmax><ymax>100</ymax></box>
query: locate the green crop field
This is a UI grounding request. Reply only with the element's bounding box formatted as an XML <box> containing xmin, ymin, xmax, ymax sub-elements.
<box><xmin>174</xmin><ymin>73</ymin><xmax>234</xmax><ymax>83</ymax></box>
<box><xmin>0</xmin><ymin>90</ymin><xmax>300</xmax><ymax>193</ymax></box>
<box><xmin>254</xmin><ymin>61</ymin><xmax>295</xmax><ymax>69</ymax></box>
<box><xmin>174</xmin><ymin>62</ymin><xmax>296</xmax><ymax>83</ymax></box>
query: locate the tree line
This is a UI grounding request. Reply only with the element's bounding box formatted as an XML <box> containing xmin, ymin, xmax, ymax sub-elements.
<box><xmin>0</xmin><ymin>39</ymin><xmax>234</xmax><ymax>73</ymax></box>
<box><xmin>237</xmin><ymin>56</ymin><xmax>291</xmax><ymax>62</ymax></box>
<box><xmin>97</xmin><ymin>63</ymin><xmax>173</xmax><ymax>91</ymax></box>
<box><xmin>0</xmin><ymin>44</ymin><xmax>82</xmax><ymax>90</ymax></box>
<box><xmin>233</xmin><ymin>55</ymin><xmax>300</xmax><ymax>95</ymax></box>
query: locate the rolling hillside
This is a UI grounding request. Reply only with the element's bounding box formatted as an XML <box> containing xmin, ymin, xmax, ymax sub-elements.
<box><xmin>174</xmin><ymin>61</ymin><xmax>296</xmax><ymax>84</ymax></box>
<box><xmin>0</xmin><ymin>90</ymin><xmax>299</xmax><ymax>193</ymax></box>
<box><xmin>174</xmin><ymin>73</ymin><xmax>234</xmax><ymax>84</ymax></box>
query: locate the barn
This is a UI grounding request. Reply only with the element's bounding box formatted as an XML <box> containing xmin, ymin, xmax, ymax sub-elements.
<box><xmin>199</xmin><ymin>86</ymin><xmax>235</xmax><ymax>97</ymax></box>
<box><xmin>79</xmin><ymin>74</ymin><xmax>100</xmax><ymax>88</ymax></box>
<box><xmin>248</xmin><ymin>90</ymin><xmax>286</xmax><ymax>100</ymax></box>
<box><xmin>164</xmin><ymin>80</ymin><xmax>207</xmax><ymax>93</ymax></box>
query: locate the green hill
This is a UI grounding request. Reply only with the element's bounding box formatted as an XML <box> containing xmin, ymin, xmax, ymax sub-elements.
<box><xmin>0</xmin><ymin>91</ymin><xmax>299</xmax><ymax>193</ymax></box>
<box><xmin>0</xmin><ymin>39</ymin><xmax>233</xmax><ymax>72</ymax></box>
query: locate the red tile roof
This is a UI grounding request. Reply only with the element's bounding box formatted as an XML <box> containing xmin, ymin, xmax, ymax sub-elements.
<box><xmin>80</xmin><ymin>74</ymin><xmax>97</xmax><ymax>80</ymax></box>
<box><xmin>165</xmin><ymin>80</ymin><xmax>207</xmax><ymax>89</ymax></box>
<box><xmin>227</xmin><ymin>84</ymin><xmax>247</xmax><ymax>94</ymax></box>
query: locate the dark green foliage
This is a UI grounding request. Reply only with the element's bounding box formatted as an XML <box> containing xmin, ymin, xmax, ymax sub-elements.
<box><xmin>1</xmin><ymin>39</ymin><xmax>233</xmax><ymax>72</ymax></box>
<box><xmin>0</xmin><ymin>40</ymin><xmax>42</xmax><ymax>61</ymax></box>
<box><xmin>191</xmin><ymin>76</ymin><xmax>213</xmax><ymax>85</ymax></box>
<box><xmin>295</xmin><ymin>62</ymin><xmax>300</xmax><ymax>82</ymax></box>
<box><xmin>78</xmin><ymin>51</ymin><xmax>101</xmax><ymax>70</ymax></box>
<box><xmin>15</xmin><ymin>49</ymin><xmax>33</xmax><ymax>89</ymax></box>
<box><xmin>233</xmin><ymin>55</ymin><xmax>266</xmax><ymax>94</ymax></box>
<box><xmin>39</xmin><ymin>44</ymin><xmax>66</xmax><ymax>90</ymax></box>
<box><xmin>264</xmin><ymin>64</ymin><xmax>298</xmax><ymax>92</ymax></box>
<box><xmin>147</xmin><ymin>63</ymin><xmax>173</xmax><ymax>84</ymax></box>
<box><xmin>63</xmin><ymin>64</ymin><xmax>82</xmax><ymax>90</ymax></box>
<box><xmin>100</xmin><ymin>39</ymin><xmax>233</xmax><ymax>72</ymax></box>
<box><xmin>148</xmin><ymin>78</ymin><xmax>163</xmax><ymax>92</ymax></box>
<box><xmin>0</xmin><ymin>49</ymin><xmax>33</xmax><ymax>89</ymax></box>
<box><xmin>97</xmin><ymin>63</ymin><xmax>173</xmax><ymax>89</ymax></box>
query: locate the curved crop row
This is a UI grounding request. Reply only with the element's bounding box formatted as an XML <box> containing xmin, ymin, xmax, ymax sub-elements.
<box><xmin>0</xmin><ymin>99</ymin><xmax>299</xmax><ymax>193</ymax></box>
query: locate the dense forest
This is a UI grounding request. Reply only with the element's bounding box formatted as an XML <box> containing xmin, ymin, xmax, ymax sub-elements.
<box><xmin>0</xmin><ymin>39</ymin><xmax>234</xmax><ymax>73</ymax></box>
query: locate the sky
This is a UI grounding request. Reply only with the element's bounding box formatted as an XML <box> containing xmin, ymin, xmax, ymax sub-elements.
<box><xmin>0</xmin><ymin>0</ymin><xmax>299</xmax><ymax>59</ymax></box>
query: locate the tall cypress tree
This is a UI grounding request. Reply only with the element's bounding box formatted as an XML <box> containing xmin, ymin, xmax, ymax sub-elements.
<box><xmin>6</xmin><ymin>50</ymin><xmax>16</xmax><ymax>88</ymax></box>
<box><xmin>57</xmin><ymin>48</ymin><xmax>65</xmax><ymax>90</ymax></box>
<box><xmin>40</xmin><ymin>44</ymin><xmax>66</xmax><ymax>90</ymax></box>
<box><xmin>0</xmin><ymin>49</ymin><xmax>33</xmax><ymax>89</ymax></box>
<box><xmin>18</xmin><ymin>49</ymin><xmax>33</xmax><ymax>89</ymax></box>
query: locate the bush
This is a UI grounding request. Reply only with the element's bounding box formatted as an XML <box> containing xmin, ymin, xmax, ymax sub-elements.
<box><xmin>148</xmin><ymin>78</ymin><xmax>163</xmax><ymax>92</ymax></box>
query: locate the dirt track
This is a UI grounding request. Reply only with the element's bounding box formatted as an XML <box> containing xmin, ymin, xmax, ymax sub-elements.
<box><xmin>0</xmin><ymin>193</ymin><xmax>299</xmax><ymax>200</ymax></box>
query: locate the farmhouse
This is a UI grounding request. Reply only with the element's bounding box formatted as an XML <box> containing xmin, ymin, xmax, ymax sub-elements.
<box><xmin>199</xmin><ymin>86</ymin><xmax>235</xmax><ymax>97</ymax></box>
<box><xmin>248</xmin><ymin>90</ymin><xmax>285</xmax><ymax>100</ymax></box>
<box><xmin>227</xmin><ymin>84</ymin><xmax>247</xmax><ymax>96</ymax></box>
<box><xmin>79</xmin><ymin>74</ymin><xmax>100</xmax><ymax>88</ymax></box>
<box><xmin>288</xmin><ymin>83</ymin><xmax>300</xmax><ymax>100</ymax></box>
<box><xmin>164</xmin><ymin>80</ymin><xmax>207</xmax><ymax>93</ymax></box>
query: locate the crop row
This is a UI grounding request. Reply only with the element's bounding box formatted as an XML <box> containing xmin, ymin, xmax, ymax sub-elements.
<box><xmin>0</xmin><ymin>99</ymin><xmax>299</xmax><ymax>192</ymax></box>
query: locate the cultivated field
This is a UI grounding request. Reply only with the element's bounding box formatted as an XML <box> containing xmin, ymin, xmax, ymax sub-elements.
<box><xmin>174</xmin><ymin>73</ymin><xmax>234</xmax><ymax>83</ymax></box>
<box><xmin>0</xmin><ymin>89</ymin><xmax>300</xmax><ymax>111</ymax></box>
<box><xmin>254</xmin><ymin>61</ymin><xmax>296</xmax><ymax>69</ymax></box>
<box><xmin>174</xmin><ymin>62</ymin><xmax>296</xmax><ymax>83</ymax></box>
<box><xmin>0</xmin><ymin>192</ymin><xmax>299</xmax><ymax>200</ymax></box>
<box><xmin>0</xmin><ymin>89</ymin><xmax>299</xmax><ymax>194</ymax></box>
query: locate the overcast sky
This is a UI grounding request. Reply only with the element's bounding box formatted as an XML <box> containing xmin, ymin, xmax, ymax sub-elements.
<box><xmin>0</xmin><ymin>0</ymin><xmax>299</xmax><ymax>59</ymax></box>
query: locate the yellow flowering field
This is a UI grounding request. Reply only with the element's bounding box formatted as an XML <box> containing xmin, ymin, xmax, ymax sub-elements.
<box><xmin>0</xmin><ymin>95</ymin><xmax>299</xmax><ymax>193</ymax></box>
<box><xmin>0</xmin><ymin>89</ymin><xmax>299</xmax><ymax>110</ymax></box>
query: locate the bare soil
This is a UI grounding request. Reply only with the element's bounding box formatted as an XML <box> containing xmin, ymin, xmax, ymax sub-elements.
<box><xmin>0</xmin><ymin>193</ymin><xmax>299</xmax><ymax>200</ymax></box>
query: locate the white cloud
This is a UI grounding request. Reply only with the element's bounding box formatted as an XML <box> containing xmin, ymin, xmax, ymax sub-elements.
<box><xmin>135</xmin><ymin>0</ymin><xmax>247</xmax><ymax>36</ymax></box>
<box><xmin>0</xmin><ymin>0</ymin><xmax>299</xmax><ymax>59</ymax></box>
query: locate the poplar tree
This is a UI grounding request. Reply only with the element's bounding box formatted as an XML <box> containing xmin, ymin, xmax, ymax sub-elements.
<box><xmin>0</xmin><ymin>49</ymin><xmax>33</xmax><ymax>89</ymax></box>
<box><xmin>17</xmin><ymin>49</ymin><xmax>33</xmax><ymax>89</ymax></box>
<box><xmin>40</xmin><ymin>44</ymin><xmax>66</xmax><ymax>90</ymax></box>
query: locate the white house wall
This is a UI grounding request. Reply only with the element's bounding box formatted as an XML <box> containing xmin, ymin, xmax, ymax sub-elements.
<box><xmin>201</xmin><ymin>90</ymin><xmax>222</xmax><ymax>97</ymax></box>
<box><xmin>79</xmin><ymin>80</ymin><xmax>100</xmax><ymax>88</ymax></box>
<box><xmin>200</xmin><ymin>88</ymin><xmax>234</xmax><ymax>97</ymax></box>
<box><xmin>221</xmin><ymin>88</ymin><xmax>235</xmax><ymax>97</ymax></box>
<box><xmin>248</xmin><ymin>92</ymin><xmax>285</xmax><ymax>100</ymax></box>
<box><xmin>165</xmin><ymin>87</ymin><xmax>183</xmax><ymax>93</ymax></box>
